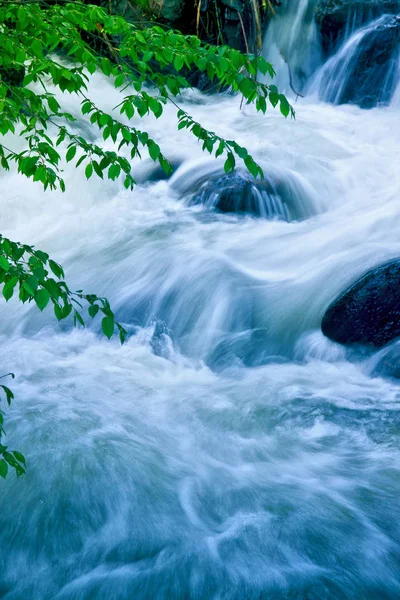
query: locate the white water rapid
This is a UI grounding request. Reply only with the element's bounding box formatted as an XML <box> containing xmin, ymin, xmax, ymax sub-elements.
<box><xmin>0</xmin><ymin>2</ymin><xmax>400</xmax><ymax>599</ymax></box>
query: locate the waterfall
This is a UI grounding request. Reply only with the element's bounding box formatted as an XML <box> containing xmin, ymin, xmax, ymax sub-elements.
<box><xmin>0</xmin><ymin>3</ymin><xmax>400</xmax><ymax>599</ymax></box>
<box><xmin>262</xmin><ymin>0</ymin><xmax>322</xmax><ymax>94</ymax></box>
<box><xmin>263</xmin><ymin>0</ymin><xmax>400</xmax><ymax>106</ymax></box>
<box><xmin>311</xmin><ymin>14</ymin><xmax>400</xmax><ymax>107</ymax></box>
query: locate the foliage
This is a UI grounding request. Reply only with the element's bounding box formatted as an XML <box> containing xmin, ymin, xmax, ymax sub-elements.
<box><xmin>0</xmin><ymin>0</ymin><xmax>292</xmax><ymax>477</ymax></box>
<box><xmin>0</xmin><ymin>373</ymin><xmax>26</xmax><ymax>478</ymax></box>
<box><xmin>0</xmin><ymin>0</ymin><xmax>293</xmax><ymax>188</ymax></box>
<box><xmin>0</xmin><ymin>235</ymin><xmax>127</xmax><ymax>342</ymax></box>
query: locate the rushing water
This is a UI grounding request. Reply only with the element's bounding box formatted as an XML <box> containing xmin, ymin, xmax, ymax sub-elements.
<box><xmin>1</xmin><ymin>3</ymin><xmax>400</xmax><ymax>599</ymax></box>
<box><xmin>312</xmin><ymin>14</ymin><xmax>400</xmax><ymax>107</ymax></box>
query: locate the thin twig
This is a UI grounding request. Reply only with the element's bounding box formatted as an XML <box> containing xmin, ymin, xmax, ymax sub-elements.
<box><xmin>279</xmin><ymin>51</ymin><xmax>304</xmax><ymax>99</ymax></box>
<box><xmin>196</xmin><ymin>0</ymin><xmax>202</xmax><ymax>38</ymax></box>
<box><xmin>266</xmin><ymin>0</ymin><xmax>276</xmax><ymax>16</ymax></box>
<box><xmin>237</xmin><ymin>10</ymin><xmax>250</xmax><ymax>56</ymax></box>
<box><xmin>249</xmin><ymin>0</ymin><xmax>262</xmax><ymax>50</ymax></box>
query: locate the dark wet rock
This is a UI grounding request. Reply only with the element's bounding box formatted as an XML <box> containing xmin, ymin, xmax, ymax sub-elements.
<box><xmin>320</xmin><ymin>14</ymin><xmax>400</xmax><ymax>108</ymax></box>
<box><xmin>316</xmin><ymin>0</ymin><xmax>400</xmax><ymax>51</ymax></box>
<box><xmin>349</xmin><ymin>15</ymin><xmax>400</xmax><ymax>109</ymax></box>
<box><xmin>371</xmin><ymin>341</ymin><xmax>400</xmax><ymax>379</ymax></box>
<box><xmin>189</xmin><ymin>172</ymin><xmax>287</xmax><ymax>219</ymax></box>
<box><xmin>187</xmin><ymin>171</ymin><xmax>313</xmax><ymax>221</ymax></box>
<box><xmin>322</xmin><ymin>260</ymin><xmax>400</xmax><ymax>348</ymax></box>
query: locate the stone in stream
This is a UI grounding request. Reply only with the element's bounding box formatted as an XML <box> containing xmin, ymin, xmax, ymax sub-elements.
<box><xmin>319</xmin><ymin>13</ymin><xmax>400</xmax><ymax>108</ymax></box>
<box><xmin>342</xmin><ymin>14</ymin><xmax>400</xmax><ymax>108</ymax></box>
<box><xmin>187</xmin><ymin>171</ymin><xmax>314</xmax><ymax>221</ymax></box>
<box><xmin>322</xmin><ymin>260</ymin><xmax>400</xmax><ymax>348</ymax></box>
<box><xmin>315</xmin><ymin>0</ymin><xmax>400</xmax><ymax>51</ymax></box>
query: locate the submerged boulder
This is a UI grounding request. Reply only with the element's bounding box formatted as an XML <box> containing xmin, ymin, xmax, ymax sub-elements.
<box><xmin>322</xmin><ymin>260</ymin><xmax>400</xmax><ymax>348</ymax></box>
<box><xmin>187</xmin><ymin>170</ymin><xmax>314</xmax><ymax>221</ymax></box>
<box><xmin>189</xmin><ymin>172</ymin><xmax>289</xmax><ymax>219</ymax></box>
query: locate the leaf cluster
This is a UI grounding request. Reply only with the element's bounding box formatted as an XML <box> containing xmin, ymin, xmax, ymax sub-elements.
<box><xmin>0</xmin><ymin>0</ymin><xmax>294</xmax><ymax>190</ymax></box>
<box><xmin>0</xmin><ymin>373</ymin><xmax>26</xmax><ymax>479</ymax></box>
<box><xmin>0</xmin><ymin>235</ymin><xmax>127</xmax><ymax>342</ymax></box>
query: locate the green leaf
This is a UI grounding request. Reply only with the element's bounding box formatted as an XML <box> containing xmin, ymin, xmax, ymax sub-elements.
<box><xmin>0</xmin><ymin>256</ymin><xmax>10</xmax><ymax>272</ymax></box>
<box><xmin>215</xmin><ymin>141</ymin><xmax>225</xmax><ymax>158</ymax></box>
<box><xmin>48</xmin><ymin>260</ymin><xmax>64</xmax><ymax>279</ymax></box>
<box><xmin>269</xmin><ymin>92</ymin><xmax>279</xmax><ymax>108</ymax></box>
<box><xmin>85</xmin><ymin>164</ymin><xmax>93</xmax><ymax>179</ymax></box>
<box><xmin>148</xmin><ymin>98</ymin><xmax>163</xmax><ymax>118</ymax></box>
<box><xmin>244</xmin><ymin>156</ymin><xmax>262</xmax><ymax>179</ymax></box>
<box><xmin>47</xmin><ymin>96</ymin><xmax>60</xmax><ymax>114</ymax></box>
<box><xmin>114</xmin><ymin>73</ymin><xmax>125</xmax><ymax>88</ymax></box>
<box><xmin>159</xmin><ymin>156</ymin><xmax>172</xmax><ymax>175</ymax></box>
<box><xmin>224</xmin><ymin>153</ymin><xmax>235</xmax><ymax>173</ymax></box>
<box><xmin>35</xmin><ymin>251</ymin><xmax>49</xmax><ymax>264</ymax></box>
<box><xmin>0</xmin><ymin>385</ymin><xmax>14</xmax><ymax>406</ymax></box>
<box><xmin>256</xmin><ymin>96</ymin><xmax>267</xmax><ymax>113</ymax></box>
<box><xmin>239</xmin><ymin>78</ymin><xmax>255</xmax><ymax>99</ymax></box>
<box><xmin>76</xmin><ymin>154</ymin><xmax>87</xmax><ymax>168</ymax></box>
<box><xmin>13</xmin><ymin>451</ymin><xmax>26</xmax><ymax>466</ymax></box>
<box><xmin>147</xmin><ymin>141</ymin><xmax>160</xmax><ymax>161</ymax></box>
<box><xmin>66</xmin><ymin>146</ymin><xmax>77</xmax><ymax>163</ymax></box>
<box><xmin>54</xmin><ymin>303</ymin><xmax>63</xmax><ymax>321</ymax></box>
<box><xmin>16</xmin><ymin>48</ymin><xmax>26</xmax><ymax>64</ymax></box>
<box><xmin>17</xmin><ymin>6</ymin><xmax>28</xmax><ymax>27</ymax></box>
<box><xmin>101</xmin><ymin>58</ymin><xmax>112</xmax><ymax>76</ymax></box>
<box><xmin>73</xmin><ymin>310</ymin><xmax>85</xmax><ymax>327</ymax></box>
<box><xmin>118</xmin><ymin>325</ymin><xmax>127</xmax><ymax>344</ymax></box>
<box><xmin>88</xmin><ymin>304</ymin><xmax>99</xmax><ymax>318</ymax></box>
<box><xmin>173</xmin><ymin>55</ymin><xmax>184</xmax><ymax>72</ymax></box>
<box><xmin>235</xmin><ymin>146</ymin><xmax>248</xmax><ymax>160</ymax></box>
<box><xmin>22</xmin><ymin>276</ymin><xmax>38</xmax><ymax>296</ymax></box>
<box><xmin>35</xmin><ymin>288</ymin><xmax>50</xmax><ymax>311</ymax></box>
<box><xmin>31</xmin><ymin>40</ymin><xmax>43</xmax><ymax>58</ymax></box>
<box><xmin>101</xmin><ymin>316</ymin><xmax>115</xmax><ymax>339</ymax></box>
<box><xmin>3</xmin><ymin>277</ymin><xmax>18</xmax><ymax>301</ymax></box>
<box><xmin>3</xmin><ymin>451</ymin><xmax>24</xmax><ymax>475</ymax></box>
<box><xmin>279</xmin><ymin>95</ymin><xmax>290</xmax><ymax>118</ymax></box>
<box><xmin>0</xmin><ymin>460</ymin><xmax>8</xmax><ymax>479</ymax></box>
<box><xmin>108</xmin><ymin>164</ymin><xmax>121</xmax><ymax>181</ymax></box>
<box><xmin>61</xmin><ymin>303</ymin><xmax>72</xmax><ymax>319</ymax></box>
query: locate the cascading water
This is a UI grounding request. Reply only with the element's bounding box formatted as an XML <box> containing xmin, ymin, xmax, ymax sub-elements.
<box><xmin>1</xmin><ymin>2</ymin><xmax>400</xmax><ymax>599</ymax></box>
<box><xmin>311</xmin><ymin>14</ymin><xmax>400</xmax><ymax>107</ymax></box>
<box><xmin>262</xmin><ymin>0</ymin><xmax>321</xmax><ymax>93</ymax></box>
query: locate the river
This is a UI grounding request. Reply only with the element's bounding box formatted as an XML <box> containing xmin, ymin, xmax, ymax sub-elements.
<box><xmin>0</xmin><ymin>1</ymin><xmax>399</xmax><ymax>598</ymax></box>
